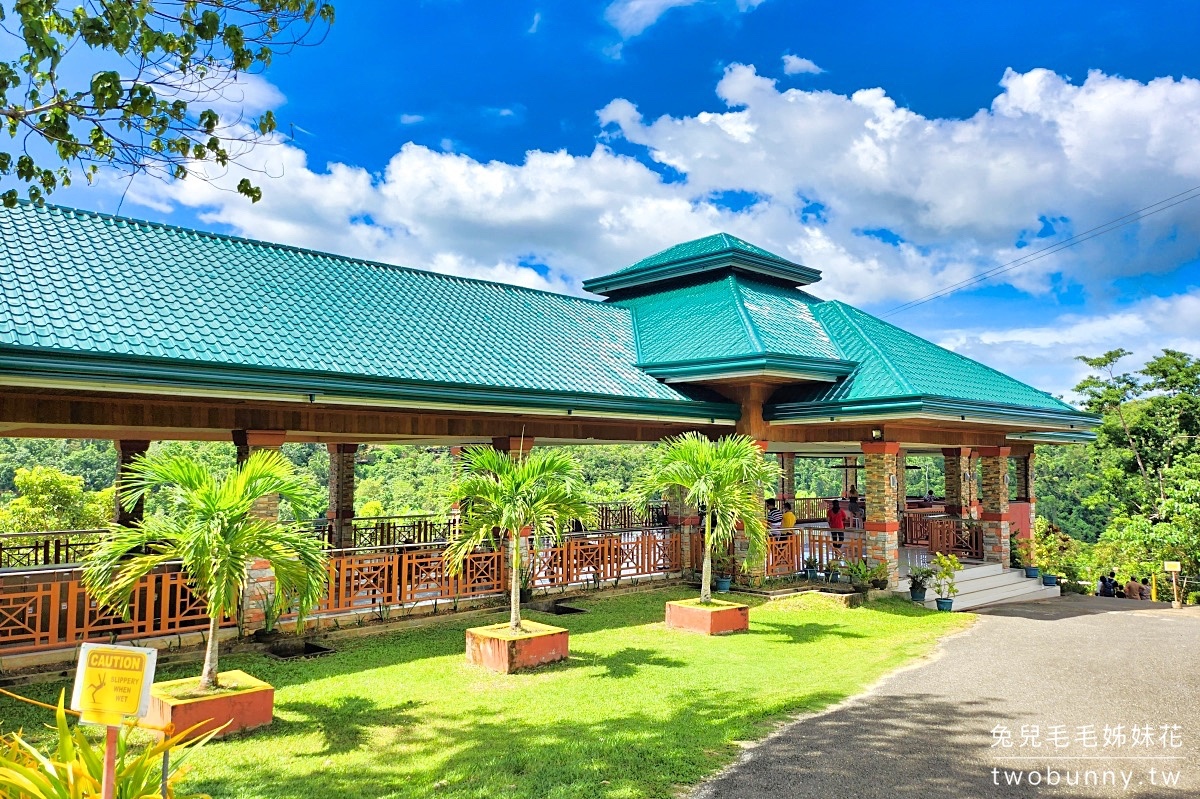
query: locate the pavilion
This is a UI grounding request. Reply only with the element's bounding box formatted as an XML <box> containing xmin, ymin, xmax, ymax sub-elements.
<box><xmin>0</xmin><ymin>202</ymin><xmax>1097</xmax><ymax>655</ymax></box>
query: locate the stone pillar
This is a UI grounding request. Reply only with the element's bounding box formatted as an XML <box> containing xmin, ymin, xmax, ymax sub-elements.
<box><xmin>978</xmin><ymin>446</ymin><xmax>1011</xmax><ymax>565</ymax></box>
<box><xmin>114</xmin><ymin>439</ymin><xmax>151</xmax><ymax>526</ymax></box>
<box><xmin>1021</xmin><ymin>452</ymin><xmax>1036</xmax><ymax>534</ymax></box>
<box><xmin>862</xmin><ymin>441</ymin><xmax>901</xmax><ymax>587</ymax></box>
<box><xmin>778</xmin><ymin>452</ymin><xmax>796</xmax><ymax>503</ymax></box>
<box><xmin>326</xmin><ymin>443</ymin><xmax>359</xmax><ymax>549</ymax></box>
<box><xmin>942</xmin><ymin>447</ymin><xmax>974</xmax><ymax>519</ymax></box>
<box><xmin>733</xmin><ymin>439</ymin><xmax>769</xmax><ymax>585</ymax></box>
<box><xmin>236</xmin><ymin>430</ymin><xmax>286</xmax><ymax>632</ymax></box>
<box><xmin>842</xmin><ymin>456</ymin><xmax>857</xmax><ymax>497</ymax></box>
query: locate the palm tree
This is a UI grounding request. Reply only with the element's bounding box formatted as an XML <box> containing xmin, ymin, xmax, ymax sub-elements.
<box><xmin>82</xmin><ymin>449</ymin><xmax>327</xmax><ymax>689</ymax></box>
<box><xmin>445</xmin><ymin>446</ymin><xmax>594</xmax><ymax>633</ymax></box>
<box><xmin>636</xmin><ymin>433</ymin><xmax>780</xmax><ymax>603</ymax></box>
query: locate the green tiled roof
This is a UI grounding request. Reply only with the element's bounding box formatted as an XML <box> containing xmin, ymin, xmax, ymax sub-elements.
<box><xmin>0</xmin><ymin>203</ymin><xmax>1094</xmax><ymax>431</ymax></box>
<box><xmin>765</xmin><ymin>301</ymin><xmax>1086</xmax><ymax>421</ymax></box>
<box><xmin>609</xmin><ymin>233</ymin><xmax>786</xmax><ymax>276</ymax></box>
<box><xmin>0</xmin><ymin>203</ymin><xmax>733</xmax><ymax>418</ymax></box>
<box><xmin>582</xmin><ymin>232</ymin><xmax>821</xmax><ymax>297</ymax></box>
<box><xmin>615</xmin><ymin>275</ymin><xmax>853</xmax><ymax>380</ymax></box>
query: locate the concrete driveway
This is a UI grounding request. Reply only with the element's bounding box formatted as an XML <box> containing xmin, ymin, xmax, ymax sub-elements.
<box><xmin>693</xmin><ymin>596</ymin><xmax>1200</xmax><ymax>798</ymax></box>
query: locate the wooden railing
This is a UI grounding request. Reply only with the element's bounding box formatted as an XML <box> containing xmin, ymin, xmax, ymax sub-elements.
<box><xmin>0</xmin><ymin>530</ymin><xmax>108</xmax><ymax>569</ymax></box>
<box><xmin>311</xmin><ymin>544</ymin><xmax>507</xmax><ymax>617</ymax></box>
<box><xmin>766</xmin><ymin>528</ymin><xmax>865</xmax><ymax>576</ymax></box>
<box><xmin>791</xmin><ymin>497</ymin><xmax>828</xmax><ymax>522</ymax></box>
<box><xmin>0</xmin><ymin>563</ymin><xmax>224</xmax><ymax>655</ymax></box>
<box><xmin>590</xmin><ymin>502</ymin><xmax>670</xmax><ymax>531</ymax></box>
<box><xmin>902</xmin><ymin>513</ymin><xmax>983</xmax><ymax>559</ymax></box>
<box><xmin>527</xmin><ymin>529</ymin><xmax>680</xmax><ymax>589</ymax></box>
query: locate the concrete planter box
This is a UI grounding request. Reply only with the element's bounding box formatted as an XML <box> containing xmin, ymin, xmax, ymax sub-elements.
<box><xmin>665</xmin><ymin>599</ymin><xmax>749</xmax><ymax>635</ymax></box>
<box><xmin>465</xmin><ymin>620</ymin><xmax>569</xmax><ymax>673</ymax></box>
<box><xmin>145</xmin><ymin>669</ymin><xmax>273</xmax><ymax>741</ymax></box>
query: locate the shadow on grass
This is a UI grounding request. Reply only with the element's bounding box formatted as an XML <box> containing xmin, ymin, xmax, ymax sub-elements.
<box><xmin>274</xmin><ymin>695</ymin><xmax>422</xmax><ymax>755</ymax></box>
<box><xmin>751</xmin><ymin>621</ymin><xmax>866</xmax><ymax>645</ymax></box>
<box><xmin>583</xmin><ymin>646</ymin><xmax>688</xmax><ymax>679</ymax></box>
<box><xmin>184</xmin><ymin>689</ymin><xmax>851</xmax><ymax>799</ymax></box>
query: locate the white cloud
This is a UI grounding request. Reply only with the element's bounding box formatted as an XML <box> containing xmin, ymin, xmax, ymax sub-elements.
<box><xmin>604</xmin><ymin>0</ymin><xmax>699</xmax><ymax>38</ymax></box>
<box><xmin>782</xmin><ymin>54</ymin><xmax>822</xmax><ymax>75</ymax></box>
<box><xmin>399</xmin><ymin>114</ymin><xmax>425</xmax><ymax>125</ymax></box>
<box><xmin>937</xmin><ymin>290</ymin><xmax>1200</xmax><ymax>400</ymax></box>
<box><xmin>124</xmin><ymin>65</ymin><xmax>1200</xmax><ymax>394</ymax></box>
<box><xmin>528</xmin><ymin>11</ymin><xmax>541</xmax><ymax>33</ymax></box>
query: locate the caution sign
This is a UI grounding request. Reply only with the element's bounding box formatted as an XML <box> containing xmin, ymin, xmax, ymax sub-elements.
<box><xmin>70</xmin><ymin>643</ymin><xmax>157</xmax><ymax>726</ymax></box>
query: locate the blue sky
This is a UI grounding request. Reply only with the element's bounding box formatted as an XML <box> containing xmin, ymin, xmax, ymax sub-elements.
<box><xmin>20</xmin><ymin>0</ymin><xmax>1200</xmax><ymax>400</ymax></box>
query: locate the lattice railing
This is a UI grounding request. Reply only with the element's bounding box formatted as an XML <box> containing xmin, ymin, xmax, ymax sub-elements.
<box><xmin>765</xmin><ymin>528</ymin><xmax>865</xmax><ymax>576</ymax></box>
<box><xmin>0</xmin><ymin>564</ymin><xmax>224</xmax><ymax>655</ymax></box>
<box><xmin>0</xmin><ymin>530</ymin><xmax>108</xmax><ymax>569</ymax></box>
<box><xmin>588</xmin><ymin>502</ymin><xmax>670</xmax><ymax>531</ymax></box>
<box><xmin>903</xmin><ymin>513</ymin><xmax>983</xmax><ymax>559</ymax></box>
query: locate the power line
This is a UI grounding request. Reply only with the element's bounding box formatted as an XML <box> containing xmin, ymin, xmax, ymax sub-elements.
<box><xmin>880</xmin><ymin>184</ymin><xmax>1200</xmax><ymax>318</ymax></box>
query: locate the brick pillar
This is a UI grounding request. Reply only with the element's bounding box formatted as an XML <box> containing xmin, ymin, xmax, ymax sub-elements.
<box><xmin>862</xmin><ymin>441</ymin><xmax>901</xmax><ymax>587</ymax></box>
<box><xmin>778</xmin><ymin>453</ymin><xmax>796</xmax><ymax>503</ymax></box>
<box><xmin>1022</xmin><ymin>453</ymin><xmax>1036</xmax><ymax>534</ymax></box>
<box><xmin>733</xmin><ymin>439</ymin><xmax>769</xmax><ymax>585</ymax></box>
<box><xmin>979</xmin><ymin>446</ymin><xmax>1011</xmax><ymax>565</ymax></box>
<box><xmin>114</xmin><ymin>440</ymin><xmax>151</xmax><ymax>526</ymax></box>
<box><xmin>896</xmin><ymin>448</ymin><xmax>908</xmax><ymax>518</ymax></box>
<box><xmin>238</xmin><ymin>430</ymin><xmax>286</xmax><ymax>631</ymax></box>
<box><xmin>842</xmin><ymin>456</ymin><xmax>857</xmax><ymax>497</ymax></box>
<box><xmin>326</xmin><ymin>443</ymin><xmax>358</xmax><ymax>549</ymax></box>
<box><xmin>942</xmin><ymin>447</ymin><xmax>974</xmax><ymax>519</ymax></box>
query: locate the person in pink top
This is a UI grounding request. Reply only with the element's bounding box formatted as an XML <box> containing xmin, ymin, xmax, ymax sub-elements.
<box><xmin>826</xmin><ymin>500</ymin><xmax>849</xmax><ymax>546</ymax></box>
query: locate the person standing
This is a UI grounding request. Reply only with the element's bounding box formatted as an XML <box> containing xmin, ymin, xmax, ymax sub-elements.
<box><xmin>1097</xmin><ymin>571</ymin><xmax>1115</xmax><ymax>597</ymax></box>
<box><xmin>826</xmin><ymin>499</ymin><xmax>849</xmax><ymax>546</ymax></box>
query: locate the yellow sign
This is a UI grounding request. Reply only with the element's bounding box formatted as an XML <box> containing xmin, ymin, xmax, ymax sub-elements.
<box><xmin>1165</xmin><ymin>561</ymin><xmax>1182</xmax><ymax>573</ymax></box>
<box><xmin>70</xmin><ymin>643</ymin><xmax>157</xmax><ymax>726</ymax></box>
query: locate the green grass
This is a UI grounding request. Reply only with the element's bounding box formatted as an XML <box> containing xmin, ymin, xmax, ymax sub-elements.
<box><xmin>0</xmin><ymin>587</ymin><xmax>970</xmax><ymax>799</ymax></box>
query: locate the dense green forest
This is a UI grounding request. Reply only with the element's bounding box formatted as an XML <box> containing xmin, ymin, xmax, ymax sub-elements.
<box><xmin>3</xmin><ymin>348</ymin><xmax>1197</xmax><ymax>594</ymax></box>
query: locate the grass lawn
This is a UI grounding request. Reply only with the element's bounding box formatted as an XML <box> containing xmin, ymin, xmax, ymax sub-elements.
<box><xmin>0</xmin><ymin>587</ymin><xmax>971</xmax><ymax>799</ymax></box>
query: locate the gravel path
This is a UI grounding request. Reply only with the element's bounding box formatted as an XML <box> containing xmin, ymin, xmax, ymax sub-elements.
<box><xmin>693</xmin><ymin>596</ymin><xmax>1200</xmax><ymax>799</ymax></box>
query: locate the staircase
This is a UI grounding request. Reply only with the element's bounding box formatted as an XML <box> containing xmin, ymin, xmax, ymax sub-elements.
<box><xmin>895</xmin><ymin>562</ymin><xmax>1060</xmax><ymax>611</ymax></box>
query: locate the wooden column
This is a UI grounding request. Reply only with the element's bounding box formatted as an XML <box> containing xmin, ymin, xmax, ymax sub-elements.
<box><xmin>978</xmin><ymin>447</ymin><xmax>1012</xmax><ymax>565</ymax></box>
<box><xmin>861</xmin><ymin>441</ymin><xmax>901</xmax><ymax>587</ymax></box>
<box><xmin>326</xmin><ymin>443</ymin><xmax>359</xmax><ymax>549</ymax></box>
<box><xmin>492</xmin><ymin>436</ymin><xmax>535</xmax><ymax>459</ymax></box>
<box><xmin>114</xmin><ymin>439</ymin><xmax>151</xmax><ymax>526</ymax></box>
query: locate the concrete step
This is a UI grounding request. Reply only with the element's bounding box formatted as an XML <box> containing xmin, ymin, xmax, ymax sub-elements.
<box><xmin>896</xmin><ymin>562</ymin><xmax>1005</xmax><ymax>593</ymax></box>
<box><xmin>894</xmin><ymin>563</ymin><xmax>1059</xmax><ymax>611</ymax></box>
<box><xmin>913</xmin><ymin>578</ymin><xmax>1061</xmax><ymax>610</ymax></box>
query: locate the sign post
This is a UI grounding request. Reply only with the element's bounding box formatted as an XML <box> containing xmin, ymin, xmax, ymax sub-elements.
<box><xmin>1164</xmin><ymin>561</ymin><xmax>1182</xmax><ymax>609</ymax></box>
<box><xmin>71</xmin><ymin>643</ymin><xmax>157</xmax><ymax>799</ymax></box>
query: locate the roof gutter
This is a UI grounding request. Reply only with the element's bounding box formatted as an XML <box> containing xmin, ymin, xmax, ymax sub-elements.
<box><xmin>0</xmin><ymin>347</ymin><xmax>740</xmax><ymax>425</ymax></box>
<box><xmin>765</xmin><ymin>395</ymin><xmax>1099</xmax><ymax>431</ymax></box>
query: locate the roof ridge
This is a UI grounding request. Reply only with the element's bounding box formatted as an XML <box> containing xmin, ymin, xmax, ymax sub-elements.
<box><xmin>825</xmin><ymin>301</ymin><xmax>915</xmax><ymax>394</ymax></box>
<box><xmin>828</xmin><ymin>300</ymin><xmax>1078</xmax><ymax>412</ymax></box>
<box><xmin>728</xmin><ymin>275</ymin><xmax>766</xmax><ymax>354</ymax></box>
<box><xmin>12</xmin><ymin>200</ymin><xmax>616</xmax><ymax>307</ymax></box>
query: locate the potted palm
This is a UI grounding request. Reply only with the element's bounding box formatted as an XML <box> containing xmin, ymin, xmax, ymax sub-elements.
<box><xmin>636</xmin><ymin>433</ymin><xmax>779</xmax><ymax>635</ymax></box>
<box><xmin>931</xmin><ymin>551</ymin><xmax>961</xmax><ymax>611</ymax></box>
<box><xmin>804</xmin><ymin>555</ymin><xmax>819</xmax><ymax>581</ymax></box>
<box><xmin>446</xmin><ymin>445</ymin><xmax>593</xmax><ymax>673</ymax></box>
<box><xmin>83</xmin><ymin>449</ymin><xmax>326</xmax><ymax>739</ymax></box>
<box><xmin>907</xmin><ymin>565</ymin><xmax>935</xmax><ymax>602</ymax></box>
